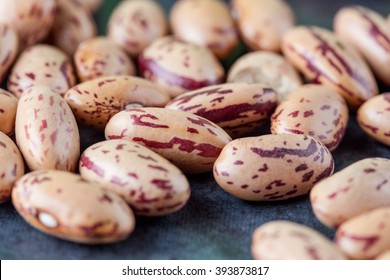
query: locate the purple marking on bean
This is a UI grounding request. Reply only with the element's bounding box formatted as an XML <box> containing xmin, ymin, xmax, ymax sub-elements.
<box><xmin>295</xmin><ymin>164</ymin><xmax>308</xmax><ymax>172</ymax></box>
<box><xmin>80</xmin><ymin>154</ymin><xmax>105</xmax><ymax>177</ymax></box>
<box><xmin>251</xmin><ymin>139</ymin><xmax>318</xmax><ymax>158</ymax></box>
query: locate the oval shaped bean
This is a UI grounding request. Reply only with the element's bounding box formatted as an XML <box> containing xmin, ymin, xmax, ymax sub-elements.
<box><xmin>12</xmin><ymin>170</ymin><xmax>135</xmax><ymax>244</ymax></box>
<box><xmin>252</xmin><ymin>221</ymin><xmax>346</xmax><ymax>260</ymax></box>
<box><xmin>335</xmin><ymin>207</ymin><xmax>390</xmax><ymax>259</ymax></box>
<box><xmin>0</xmin><ymin>23</ymin><xmax>18</xmax><ymax>83</ymax></box>
<box><xmin>139</xmin><ymin>36</ymin><xmax>225</xmax><ymax>98</ymax></box>
<box><xmin>49</xmin><ymin>0</ymin><xmax>96</xmax><ymax>56</ymax></box>
<box><xmin>64</xmin><ymin>76</ymin><xmax>170</xmax><ymax>129</ymax></box>
<box><xmin>105</xmin><ymin>108</ymin><xmax>232</xmax><ymax>174</ymax></box>
<box><xmin>8</xmin><ymin>44</ymin><xmax>76</xmax><ymax>97</ymax></box>
<box><xmin>232</xmin><ymin>0</ymin><xmax>295</xmax><ymax>52</ymax></box>
<box><xmin>170</xmin><ymin>0</ymin><xmax>238</xmax><ymax>59</ymax></box>
<box><xmin>74</xmin><ymin>37</ymin><xmax>135</xmax><ymax>82</ymax></box>
<box><xmin>15</xmin><ymin>86</ymin><xmax>80</xmax><ymax>171</ymax></box>
<box><xmin>227</xmin><ymin>51</ymin><xmax>302</xmax><ymax>103</ymax></box>
<box><xmin>310</xmin><ymin>158</ymin><xmax>390</xmax><ymax>228</ymax></box>
<box><xmin>165</xmin><ymin>83</ymin><xmax>277</xmax><ymax>138</ymax></box>
<box><xmin>334</xmin><ymin>6</ymin><xmax>390</xmax><ymax>85</ymax></box>
<box><xmin>271</xmin><ymin>84</ymin><xmax>349</xmax><ymax>151</ymax></box>
<box><xmin>108</xmin><ymin>0</ymin><xmax>168</xmax><ymax>57</ymax></box>
<box><xmin>0</xmin><ymin>0</ymin><xmax>55</xmax><ymax>49</ymax></box>
<box><xmin>282</xmin><ymin>26</ymin><xmax>378</xmax><ymax>108</ymax></box>
<box><xmin>213</xmin><ymin>134</ymin><xmax>334</xmax><ymax>201</ymax></box>
<box><xmin>357</xmin><ymin>93</ymin><xmax>390</xmax><ymax>146</ymax></box>
<box><xmin>0</xmin><ymin>131</ymin><xmax>24</xmax><ymax>203</ymax></box>
<box><xmin>0</xmin><ymin>89</ymin><xmax>18</xmax><ymax>135</ymax></box>
<box><xmin>80</xmin><ymin>140</ymin><xmax>190</xmax><ymax>216</ymax></box>
<box><xmin>376</xmin><ymin>250</ymin><xmax>390</xmax><ymax>260</ymax></box>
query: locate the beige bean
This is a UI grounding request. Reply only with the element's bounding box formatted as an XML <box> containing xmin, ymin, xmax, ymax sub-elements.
<box><xmin>64</xmin><ymin>76</ymin><xmax>170</xmax><ymax>129</ymax></box>
<box><xmin>310</xmin><ymin>158</ymin><xmax>390</xmax><ymax>228</ymax></box>
<box><xmin>357</xmin><ymin>93</ymin><xmax>390</xmax><ymax>146</ymax></box>
<box><xmin>0</xmin><ymin>0</ymin><xmax>55</xmax><ymax>50</ymax></box>
<box><xmin>232</xmin><ymin>0</ymin><xmax>295</xmax><ymax>52</ymax></box>
<box><xmin>15</xmin><ymin>86</ymin><xmax>80</xmax><ymax>172</ymax></box>
<box><xmin>282</xmin><ymin>26</ymin><xmax>378</xmax><ymax>108</ymax></box>
<box><xmin>80</xmin><ymin>140</ymin><xmax>191</xmax><ymax>216</ymax></box>
<box><xmin>139</xmin><ymin>37</ymin><xmax>225</xmax><ymax>98</ymax></box>
<box><xmin>213</xmin><ymin>134</ymin><xmax>334</xmax><ymax>201</ymax></box>
<box><xmin>376</xmin><ymin>250</ymin><xmax>390</xmax><ymax>260</ymax></box>
<box><xmin>108</xmin><ymin>0</ymin><xmax>168</xmax><ymax>57</ymax></box>
<box><xmin>227</xmin><ymin>51</ymin><xmax>302</xmax><ymax>103</ymax></box>
<box><xmin>49</xmin><ymin>0</ymin><xmax>97</xmax><ymax>56</ymax></box>
<box><xmin>105</xmin><ymin>108</ymin><xmax>232</xmax><ymax>174</ymax></box>
<box><xmin>12</xmin><ymin>170</ymin><xmax>135</xmax><ymax>244</ymax></box>
<box><xmin>334</xmin><ymin>6</ymin><xmax>390</xmax><ymax>85</ymax></box>
<box><xmin>251</xmin><ymin>221</ymin><xmax>346</xmax><ymax>260</ymax></box>
<box><xmin>335</xmin><ymin>207</ymin><xmax>390</xmax><ymax>259</ymax></box>
<box><xmin>0</xmin><ymin>131</ymin><xmax>24</xmax><ymax>203</ymax></box>
<box><xmin>271</xmin><ymin>84</ymin><xmax>349</xmax><ymax>151</ymax></box>
<box><xmin>8</xmin><ymin>44</ymin><xmax>76</xmax><ymax>97</ymax></box>
<box><xmin>0</xmin><ymin>23</ymin><xmax>18</xmax><ymax>83</ymax></box>
<box><xmin>0</xmin><ymin>89</ymin><xmax>18</xmax><ymax>136</ymax></box>
<box><xmin>165</xmin><ymin>83</ymin><xmax>277</xmax><ymax>138</ymax></box>
<box><xmin>170</xmin><ymin>0</ymin><xmax>238</xmax><ymax>59</ymax></box>
<box><xmin>74</xmin><ymin>37</ymin><xmax>135</xmax><ymax>82</ymax></box>
<box><xmin>74</xmin><ymin>0</ymin><xmax>102</xmax><ymax>12</ymax></box>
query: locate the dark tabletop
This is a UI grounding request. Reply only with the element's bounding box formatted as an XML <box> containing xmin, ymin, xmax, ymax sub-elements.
<box><xmin>1</xmin><ymin>0</ymin><xmax>390</xmax><ymax>260</ymax></box>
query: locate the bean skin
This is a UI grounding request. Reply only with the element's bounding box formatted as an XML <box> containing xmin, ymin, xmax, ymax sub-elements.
<box><xmin>12</xmin><ymin>170</ymin><xmax>135</xmax><ymax>244</ymax></box>
<box><xmin>64</xmin><ymin>76</ymin><xmax>170</xmax><ymax>129</ymax></box>
<box><xmin>166</xmin><ymin>83</ymin><xmax>277</xmax><ymax>138</ymax></box>
<box><xmin>213</xmin><ymin>134</ymin><xmax>334</xmax><ymax>201</ymax></box>
<box><xmin>335</xmin><ymin>207</ymin><xmax>390</xmax><ymax>259</ymax></box>
<box><xmin>251</xmin><ymin>221</ymin><xmax>346</xmax><ymax>260</ymax></box>
<box><xmin>8</xmin><ymin>44</ymin><xmax>76</xmax><ymax>97</ymax></box>
<box><xmin>0</xmin><ymin>89</ymin><xmax>18</xmax><ymax>136</ymax></box>
<box><xmin>310</xmin><ymin>158</ymin><xmax>390</xmax><ymax>228</ymax></box>
<box><xmin>0</xmin><ymin>131</ymin><xmax>24</xmax><ymax>204</ymax></box>
<box><xmin>282</xmin><ymin>26</ymin><xmax>378</xmax><ymax>108</ymax></box>
<box><xmin>105</xmin><ymin>108</ymin><xmax>232</xmax><ymax>174</ymax></box>
<box><xmin>80</xmin><ymin>140</ymin><xmax>191</xmax><ymax>216</ymax></box>
<box><xmin>0</xmin><ymin>23</ymin><xmax>18</xmax><ymax>84</ymax></box>
<box><xmin>15</xmin><ymin>86</ymin><xmax>80</xmax><ymax>172</ymax></box>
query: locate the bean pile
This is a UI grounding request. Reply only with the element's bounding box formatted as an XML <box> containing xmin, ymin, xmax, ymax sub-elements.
<box><xmin>0</xmin><ymin>0</ymin><xmax>389</xmax><ymax>259</ymax></box>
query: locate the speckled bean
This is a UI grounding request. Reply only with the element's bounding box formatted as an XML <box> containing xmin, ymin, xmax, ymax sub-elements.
<box><xmin>170</xmin><ymin>0</ymin><xmax>238</xmax><ymax>59</ymax></box>
<box><xmin>334</xmin><ymin>6</ymin><xmax>390</xmax><ymax>85</ymax></box>
<box><xmin>227</xmin><ymin>51</ymin><xmax>302</xmax><ymax>103</ymax></box>
<box><xmin>108</xmin><ymin>0</ymin><xmax>168</xmax><ymax>57</ymax></box>
<box><xmin>12</xmin><ymin>170</ymin><xmax>135</xmax><ymax>244</ymax></box>
<box><xmin>0</xmin><ymin>131</ymin><xmax>24</xmax><ymax>203</ymax></box>
<box><xmin>74</xmin><ymin>37</ymin><xmax>135</xmax><ymax>82</ymax></box>
<box><xmin>0</xmin><ymin>23</ymin><xmax>18</xmax><ymax>83</ymax></box>
<box><xmin>282</xmin><ymin>26</ymin><xmax>378</xmax><ymax>108</ymax></box>
<box><xmin>0</xmin><ymin>89</ymin><xmax>18</xmax><ymax>136</ymax></box>
<box><xmin>213</xmin><ymin>134</ymin><xmax>334</xmax><ymax>201</ymax></box>
<box><xmin>271</xmin><ymin>84</ymin><xmax>349</xmax><ymax>151</ymax></box>
<box><xmin>357</xmin><ymin>93</ymin><xmax>390</xmax><ymax>146</ymax></box>
<box><xmin>251</xmin><ymin>221</ymin><xmax>346</xmax><ymax>260</ymax></box>
<box><xmin>64</xmin><ymin>76</ymin><xmax>170</xmax><ymax>129</ymax></box>
<box><xmin>49</xmin><ymin>0</ymin><xmax>97</xmax><ymax>56</ymax></box>
<box><xmin>0</xmin><ymin>0</ymin><xmax>55</xmax><ymax>49</ymax></box>
<box><xmin>232</xmin><ymin>0</ymin><xmax>295</xmax><ymax>52</ymax></box>
<box><xmin>139</xmin><ymin>36</ymin><xmax>225</xmax><ymax>98</ymax></box>
<box><xmin>8</xmin><ymin>44</ymin><xmax>76</xmax><ymax>97</ymax></box>
<box><xmin>310</xmin><ymin>158</ymin><xmax>390</xmax><ymax>228</ymax></box>
<box><xmin>15</xmin><ymin>86</ymin><xmax>80</xmax><ymax>171</ymax></box>
<box><xmin>80</xmin><ymin>140</ymin><xmax>191</xmax><ymax>216</ymax></box>
<box><xmin>105</xmin><ymin>108</ymin><xmax>232</xmax><ymax>174</ymax></box>
<box><xmin>165</xmin><ymin>83</ymin><xmax>277</xmax><ymax>138</ymax></box>
<box><xmin>335</xmin><ymin>207</ymin><xmax>390</xmax><ymax>259</ymax></box>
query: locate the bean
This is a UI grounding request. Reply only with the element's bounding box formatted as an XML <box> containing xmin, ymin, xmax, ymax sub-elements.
<box><xmin>105</xmin><ymin>108</ymin><xmax>232</xmax><ymax>174</ymax></box>
<box><xmin>12</xmin><ymin>170</ymin><xmax>135</xmax><ymax>244</ymax></box>
<box><xmin>0</xmin><ymin>89</ymin><xmax>18</xmax><ymax>136</ymax></box>
<box><xmin>80</xmin><ymin>140</ymin><xmax>190</xmax><ymax>216</ymax></box>
<box><xmin>213</xmin><ymin>134</ymin><xmax>334</xmax><ymax>201</ymax></box>
<box><xmin>0</xmin><ymin>23</ymin><xmax>18</xmax><ymax>83</ymax></box>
